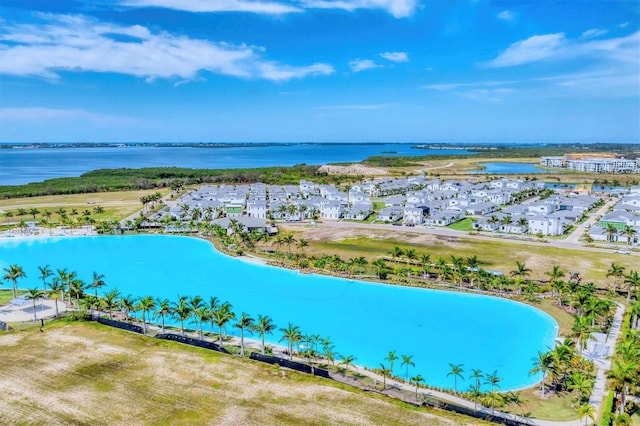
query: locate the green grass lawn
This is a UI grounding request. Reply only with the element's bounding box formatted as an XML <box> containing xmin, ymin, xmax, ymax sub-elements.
<box><xmin>447</xmin><ymin>218</ymin><xmax>474</xmax><ymax>232</ymax></box>
<box><xmin>0</xmin><ymin>289</ymin><xmax>24</xmax><ymax>304</ymax></box>
<box><xmin>506</xmin><ymin>388</ymin><xmax>579</xmax><ymax>421</ymax></box>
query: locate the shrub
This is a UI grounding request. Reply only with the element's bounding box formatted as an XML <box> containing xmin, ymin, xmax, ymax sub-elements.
<box><xmin>600</xmin><ymin>389</ymin><xmax>615</xmax><ymax>426</ymax></box>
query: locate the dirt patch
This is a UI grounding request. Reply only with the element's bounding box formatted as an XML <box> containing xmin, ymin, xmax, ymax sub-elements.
<box><xmin>297</xmin><ymin>226</ymin><xmax>462</xmax><ymax>248</ymax></box>
<box><xmin>318</xmin><ymin>164</ymin><xmax>389</xmax><ymax>176</ymax></box>
<box><xmin>0</xmin><ymin>333</ymin><xmax>25</xmax><ymax>347</ymax></box>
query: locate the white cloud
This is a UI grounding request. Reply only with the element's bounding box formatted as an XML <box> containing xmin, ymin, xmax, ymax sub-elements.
<box><xmin>258</xmin><ymin>62</ymin><xmax>335</xmax><ymax>81</ymax></box>
<box><xmin>488</xmin><ymin>33</ymin><xmax>566</xmax><ymax>67</ymax></box>
<box><xmin>581</xmin><ymin>28</ymin><xmax>608</xmax><ymax>38</ymax></box>
<box><xmin>620</xmin><ymin>22</ymin><xmax>629</xmax><ymax>28</ymax></box>
<box><xmin>423</xmin><ymin>79</ymin><xmax>520</xmax><ymax>91</ymax></box>
<box><xmin>301</xmin><ymin>0</ymin><xmax>417</xmax><ymax>18</ymax></box>
<box><xmin>380</xmin><ymin>51</ymin><xmax>408</xmax><ymax>62</ymax></box>
<box><xmin>0</xmin><ymin>107</ymin><xmax>141</xmax><ymax>125</ymax></box>
<box><xmin>0</xmin><ymin>14</ymin><xmax>334</xmax><ymax>82</ymax></box>
<box><xmin>582</xmin><ymin>31</ymin><xmax>640</xmax><ymax>65</ymax></box>
<box><xmin>424</xmin><ymin>80</ymin><xmax>516</xmax><ymax>101</ymax></box>
<box><xmin>424</xmin><ymin>61</ymin><xmax>639</xmax><ymax>100</ymax></box>
<box><xmin>487</xmin><ymin>31</ymin><xmax>640</xmax><ymax>69</ymax></box>
<box><xmin>349</xmin><ymin>59</ymin><xmax>382</xmax><ymax>72</ymax></box>
<box><xmin>118</xmin><ymin>0</ymin><xmax>418</xmax><ymax>17</ymax></box>
<box><xmin>121</xmin><ymin>0</ymin><xmax>302</xmax><ymax>14</ymax></box>
<box><xmin>497</xmin><ymin>10</ymin><xmax>514</xmax><ymax>21</ymax></box>
<box><xmin>459</xmin><ymin>88</ymin><xmax>514</xmax><ymax>102</ymax></box>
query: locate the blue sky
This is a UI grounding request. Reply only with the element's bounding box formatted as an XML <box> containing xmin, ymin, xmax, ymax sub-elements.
<box><xmin>0</xmin><ymin>0</ymin><xmax>638</xmax><ymax>143</ymax></box>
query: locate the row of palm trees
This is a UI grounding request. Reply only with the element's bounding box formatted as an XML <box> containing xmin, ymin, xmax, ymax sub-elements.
<box><xmin>4</xmin><ymin>205</ymin><xmax>106</xmax><ymax>223</ymax></box>
<box><xmin>139</xmin><ymin>192</ymin><xmax>163</xmax><ymax>213</ymax></box>
<box><xmin>602</xmin><ymin>223</ymin><xmax>638</xmax><ymax>245</ymax></box>
<box><xmin>606</xmin><ymin>301</ymin><xmax>640</xmax><ymax>420</ymax></box>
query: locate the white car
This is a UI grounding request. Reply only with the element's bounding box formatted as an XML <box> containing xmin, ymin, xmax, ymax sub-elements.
<box><xmin>615</xmin><ymin>249</ymin><xmax>630</xmax><ymax>255</ymax></box>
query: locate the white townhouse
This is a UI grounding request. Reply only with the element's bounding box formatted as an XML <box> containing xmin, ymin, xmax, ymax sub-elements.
<box><xmin>246</xmin><ymin>200</ymin><xmax>267</xmax><ymax>219</ymax></box>
<box><xmin>424</xmin><ymin>210</ymin><xmax>465</xmax><ymax>227</ymax></box>
<box><xmin>320</xmin><ymin>201</ymin><xmax>345</xmax><ymax>220</ymax></box>
<box><xmin>527</xmin><ymin>215</ymin><xmax>565</xmax><ymax>236</ymax></box>
<box><xmin>344</xmin><ymin>201</ymin><xmax>373</xmax><ymax>221</ymax></box>
<box><xmin>403</xmin><ymin>207</ymin><xmax>426</xmax><ymax>225</ymax></box>
<box><xmin>377</xmin><ymin>206</ymin><xmax>404</xmax><ymax>222</ymax></box>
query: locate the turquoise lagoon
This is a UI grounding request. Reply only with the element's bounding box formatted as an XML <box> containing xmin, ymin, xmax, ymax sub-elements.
<box><xmin>477</xmin><ymin>162</ymin><xmax>547</xmax><ymax>174</ymax></box>
<box><xmin>0</xmin><ymin>235</ymin><xmax>557</xmax><ymax>391</ymax></box>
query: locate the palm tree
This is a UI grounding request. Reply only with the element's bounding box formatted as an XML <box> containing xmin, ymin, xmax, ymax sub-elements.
<box><xmin>484</xmin><ymin>370</ymin><xmax>502</xmax><ymax>393</ymax></box>
<box><xmin>119</xmin><ymin>294</ymin><xmax>137</xmax><ymax>322</ymax></box>
<box><xmin>214</xmin><ymin>302</ymin><xmax>235</xmax><ymax>344</ymax></box>
<box><xmin>279</xmin><ymin>322</ymin><xmax>300</xmax><ymax>361</ymax></box>
<box><xmin>89</xmin><ymin>272</ymin><xmax>106</xmax><ymax>297</ymax></box>
<box><xmin>55</xmin><ymin>269</ymin><xmax>74</xmax><ymax>306</ymax></box>
<box><xmin>623</xmin><ymin>270</ymin><xmax>639</xmax><ymax>303</ymax></box>
<box><xmin>447</xmin><ymin>363</ymin><xmax>464</xmax><ymax>393</ymax></box>
<box><xmin>254</xmin><ymin>314</ymin><xmax>276</xmax><ymax>355</ymax></box>
<box><xmin>192</xmin><ymin>306</ymin><xmax>210</xmax><ymax>340</ymax></box>
<box><xmin>207</xmin><ymin>296</ymin><xmax>220</xmax><ymax>333</ymax></box>
<box><xmin>171</xmin><ymin>296</ymin><xmax>192</xmax><ymax>337</ymax></box>
<box><xmin>400</xmin><ymin>354</ymin><xmax>415</xmax><ymax>381</ymax></box>
<box><xmin>371</xmin><ymin>259</ymin><xmax>388</xmax><ymax>279</ymax></box>
<box><xmin>385</xmin><ymin>350</ymin><xmax>398</xmax><ymax>375</ymax></box>
<box><xmin>481</xmin><ymin>389</ymin><xmax>504</xmax><ymax>416</ymax></box>
<box><xmin>410</xmin><ymin>374</ymin><xmax>424</xmax><ymax>401</ymax></box>
<box><xmin>607</xmin><ymin>359</ymin><xmax>636</xmax><ymax>415</ymax></box>
<box><xmin>351</xmin><ymin>256</ymin><xmax>368</xmax><ymax>276</ymax></box>
<box><xmin>138</xmin><ymin>295</ymin><xmax>156</xmax><ymax>334</ymax></box>
<box><xmin>339</xmin><ymin>354</ymin><xmax>357</xmax><ymax>378</ymax></box>
<box><xmin>567</xmin><ymin>372</ymin><xmax>594</xmax><ymax>403</ymax></box>
<box><xmin>470</xmin><ymin>368</ymin><xmax>483</xmax><ymax>390</ymax></box>
<box><xmin>545</xmin><ymin>265</ymin><xmax>565</xmax><ymax>283</ymax></box>
<box><xmin>188</xmin><ymin>295</ymin><xmax>205</xmax><ymax>336</ymax></box>
<box><xmin>234</xmin><ymin>312</ymin><xmax>254</xmax><ymax>357</ymax></box>
<box><xmin>506</xmin><ymin>391</ymin><xmax>527</xmax><ymax>418</ymax></box>
<box><xmin>102</xmin><ymin>288</ymin><xmax>120</xmax><ymax>319</ymax></box>
<box><xmin>83</xmin><ymin>295</ymin><xmax>101</xmax><ymax>318</ymax></box>
<box><xmin>529</xmin><ymin>351</ymin><xmax>552</xmax><ymax>397</ymax></box>
<box><xmin>296</xmin><ymin>238</ymin><xmax>308</xmax><ymax>254</ymax></box>
<box><xmin>282</xmin><ymin>233</ymin><xmax>296</xmax><ymax>254</ymax></box>
<box><xmin>468</xmin><ymin>383</ymin><xmax>483</xmax><ymax>411</ymax></box>
<box><xmin>605</xmin><ymin>223</ymin><xmax>619</xmax><ymax>242</ymax></box>
<box><xmin>154</xmin><ymin>298</ymin><xmax>171</xmax><ymax>333</ymax></box>
<box><xmin>37</xmin><ymin>265</ymin><xmax>53</xmax><ymax>305</ymax></box>
<box><xmin>70</xmin><ymin>278</ymin><xmax>85</xmax><ymax>306</ymax></box>
<box><xmin>378</xmin><ymin>363</ymin><xmax>391</xmax><ymax>390</ymax></box>
<box><xmin>388</xmin><ymin>246</ymin><xmax>404</xmax><ymax>265</ymax></box>
<box><xmin>622</xmin><ymin>225</ymin><xmax>637</xmax><ymax>246</ymax></box>
<box><xmin>3</xmin><ymin>264</ymin><xmax>26</xmax><ymax>300</ymax></box>
<box><xmin>24</xmin><ymin>288</ymin><xmax>44</xmax><ymax>321</ymax></box>
<box><xmin>48</xmin><ymin>278</ymin><xmax>65</xmax><ymax>317</ymax></box>
<box><xmin>578</xmin><ymin>403</ymin><xmax>595</xmax><ymax>426</ymax></box>
<box><xmin>572</xmin><ymin>315</ymin><xmax>595</xmax><ymax>355</ymax></box>
<box><xmin>29</xmin><ymin>207</ymin><xmax>40</xmax><ymax>220</ymax></box>
<box><xmin>510</xmin><ymin>260</ymin><xmax>531</xmax><ymax>294</ymax></box>
<box><xmin>607</xmin><ymin>263</ymin><xmax>626</xmax><ymax>293</ymax></box>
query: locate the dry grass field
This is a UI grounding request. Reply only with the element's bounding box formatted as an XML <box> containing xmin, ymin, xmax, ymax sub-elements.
<box><xmin>0</xmin><ymin>189</ymin><xmax>170</xmax><ymax>222</ymax></box>
<box><xmin>0</xmin><ymin>321</ymin><xmax>487</xmax><ymax>426</ymax></box>
<box><xmin>288</xmin><ymin>226</ymin><xmax>638</xmax><ymax>287</ymax></box>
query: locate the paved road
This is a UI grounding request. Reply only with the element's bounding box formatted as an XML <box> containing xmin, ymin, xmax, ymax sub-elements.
<box><xmin>563</xmin><ymin>199</ymin><xmax>616</xmax><ymax>245</ymax></box>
